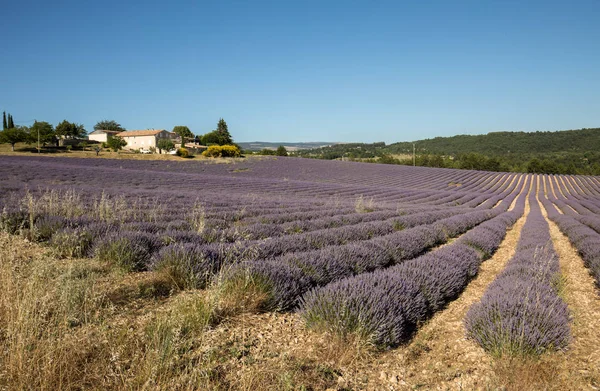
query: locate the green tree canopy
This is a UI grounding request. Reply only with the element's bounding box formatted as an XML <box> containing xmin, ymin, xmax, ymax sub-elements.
<box><xmin>157</xmin><ymin>138</ymin><xmax>175</xmax><ymax>154</ymax></box>
<box><xmin>94</xmin><ymin>119</ymin><xmax>125</xmax><ymax>132</ymax></box>
<box><xmin>216</xmin><ymin>118</ymin><xmax>233</xmax><ymax>145</ymax></box>
<box><xmin>0</xmin><ymin>126</ymin><xmax>28</xmax><ymax>151</ymax></box>
<box><xmin>107</xmin><ymin>136</ymin><xmax>127</xmax><ymax>152</ymax></box>
<box><xmin>2</xmin><ymin>112</ymin><xmax>6</xmax><ymax>130</ymax></box>
<box><xmin>276</xmin><ymin>145</ymin><xmax>288</xmax><ymax>156</ymax></box>
<box><xmin>55</xmin><ymin>120</ymin><xmax>86</xmax><ymax>139</ymax></box>
<box><xmin>199</xmin><ymin>119</ymin><xmax>234</xmax><ymax>146</ymax></box>
<box><xmin>172</xmin><ymin>126</ymin><xmax>194</xmax><ymax>147</ymax></box>
<box><xmin>29</xmin><ymin>121</ymin><xmax>55</xmax><ymax>145</ymax></box>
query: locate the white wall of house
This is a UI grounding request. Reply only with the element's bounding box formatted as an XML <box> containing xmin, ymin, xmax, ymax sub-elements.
<box><xmin>123</xmin><ymin>135</ymin><xmax>158</xmax><ymax>149</ymax></box>
<box><xmin>88</xmin><ymin>133</ymin><xmax>109</xmax><ymax>143</ymax></box>
<box><xmin>121</xmin><ymin>131</ymin><xmax>173</xmax><ymax>150</ymax></box>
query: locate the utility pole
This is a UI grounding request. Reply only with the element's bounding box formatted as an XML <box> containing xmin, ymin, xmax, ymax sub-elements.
<box><xmin>413</xmin><ymin>143</ymin><xmax>416</xmax><ymax>166</ymax></box>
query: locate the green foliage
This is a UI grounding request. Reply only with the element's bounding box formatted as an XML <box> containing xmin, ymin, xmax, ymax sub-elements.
<box><xmin>172</xmin><ymin>126</ymin><xmax>194</xmax><ymax>147</ymax></box>
<box><xmin>29</xmin><ymin>121</ymin><xmax>55</xmax><ymax>145</ymax></box>
<box><xmin>157</xmin><ymin>138</ymin><xmax>175</xmax><ymax>154</ymax></box>
<box><xmin>7</xmin><ymin>113</ymin><xmax>14</xmax><ymax>129</ymax></box>
<box><xmin>55</xmin><ymin>120</ymin><xmax>86</xmax><ymax>139</ymax></box>
<box><xmin>202</xmin><ymin>144</ymin><xmax>241</xmax><ymax>158</ymax></box>
<box><xmin>107</xmin><ymin>136</ymin><xmax>127</xmax><ymax>152</ymax></box>
<box><xmin>200</xmin><ymin>118</ymin><xmax>233</xmax><ymax>146</ymax></box>
<box><xmin>297</xmin><ymin>128</ymin><xmax>600</xmax><ymax>175</ymax></box>
<box><xmin>258</xmin><ymin>148</ymin><xmax>276</xmax><ymax>156</ymax></box>
<box><xmin>2</xmin><ymin>112</ymin><xmax>6</xmax><ymax>130</ymax></box>
<box><xmin>94</xmin><ymin>119</ymin><xmax>125</xmax><ymax>132</ymax></box>
<box><xmin>276</xmin><ymin>145</ymin><xmax>288</xmax><ymax>156</ymax></box>
<box><xmin>0</xmin><ymin>126</ymin><xmax>28</xmax><ymax>151</ymax></box>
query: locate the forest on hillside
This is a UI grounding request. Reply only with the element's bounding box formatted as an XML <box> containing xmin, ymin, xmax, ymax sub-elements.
<box><xmin>293</xmin><ymin>128</ymin><xmax>600</xmax><ymax>175</ymax></box>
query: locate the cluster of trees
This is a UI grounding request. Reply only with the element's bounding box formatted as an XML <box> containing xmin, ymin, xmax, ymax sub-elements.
<box><xmin>257</xmin><ymin>145</ymin><xmax>289</xmax><ymax>156</ymax></box>
<box><xmin>3</xmin><ymin>112</ymin><xmax>15</xmax><ymax>129</ymax></box>
<box><xmin>0</xmin><ymin>113</ymin><xmax>86</xmax><ymax>151</ymax></box>
<box><xmin>195</xmin><ymin>118</ymin><xmax>234</xmax><ymax>146</ymax></box>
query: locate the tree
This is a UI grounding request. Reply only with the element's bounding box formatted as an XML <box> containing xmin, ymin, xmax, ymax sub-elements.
<box><xmin>55</xmin><ymin>120</ymin><xmax>86</xmax><ymax>140</ymax></box>
<box><xmin>276</xmin><ymin>145</ymin><xmax>288</xmax><ymax>156</ymax></box>
<box><xmin>94</xmin><ymin>119</ymin><xmax>125</xmax><ymax>132</ymax></box>
<box><xmin>157</xmin><ymin>138</ymin><xmax>175</xmax><ymax>154</ymax></box>
<box><xmin>216</xmin><ymin>118</ymin><xmax>233</xmax><ymax>145</ymax></box>
<box><xmin>29</xmin><ymin>121</ymin><xmax>55</xmax><ymax>146</ymax></box>
<box><xmin>0</xmin><ymin>126</ymin><xmax>28</xmax><ymax>151</ymax></box>
<box><xmin>7</xmin><ymin>114</ymin><xmax>14</xmax><ymax>129</ymax></box>
<box><xmin>199</xmin><ymin>119</ymin><xmax>234</xmax><ymax>146</ymax></box>
<box><xmin>172</xmin><ymin>126</ymin><xmax>193</xmax><ymax>147</ymax></box>
<box><xmin>107</xmin><ymin>136</ymin><xmax>127</xmax><ymax>152</ymax></box>
<box><xmin>2</xmin><ymin>112</ymin><xmax>6</xmax><ymax>130</ymax></box>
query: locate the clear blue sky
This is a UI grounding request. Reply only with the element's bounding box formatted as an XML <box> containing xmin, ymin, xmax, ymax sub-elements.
<box><xmin>2</xmin><ymin>0</ymin><xmax>599</xmax><ymax>143</ymax></box>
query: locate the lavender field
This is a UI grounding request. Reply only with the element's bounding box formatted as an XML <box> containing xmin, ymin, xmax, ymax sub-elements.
<box><xmin>2</xmin><ymin>154</ymin><xmax>600</xmax><ymax>389</ymax></box>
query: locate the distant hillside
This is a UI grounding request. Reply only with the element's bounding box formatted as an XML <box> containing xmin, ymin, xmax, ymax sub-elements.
<box><xmin>294</xmin><ymin>128</ymin><xmax>600</xmax><ymax>175</ymax></box>
<box><xmin>238</xmin><ymin>141</ymin><xmax>336</xmax><ymax>151</ymax></box>
<box><xmin>387</xmin><ymin>128</ymin><xmax>600</xmax><ymax>156</ymax></box>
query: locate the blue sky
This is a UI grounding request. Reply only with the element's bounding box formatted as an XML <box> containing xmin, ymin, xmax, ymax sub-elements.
<box><xmin>2</xmin><ymin>0</ymin><xmax>599</xmax><ymax>143</ymax></box>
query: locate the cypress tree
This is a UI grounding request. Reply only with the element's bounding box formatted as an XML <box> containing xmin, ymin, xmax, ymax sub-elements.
<box><xmin>2</xmin><ymin>112</ymin><xmax>6</xmax><ymax>130</ymax></box>
<box><xmin>7</xmin><ymin>114</ymin><xmax>14</xmax><ymax>128</ymax></box>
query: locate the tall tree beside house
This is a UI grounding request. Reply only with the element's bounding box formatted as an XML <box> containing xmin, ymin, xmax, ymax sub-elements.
<box><xmin>172</xmin><ymin>126</ymin><xmax>193</xmax><ymax>147</ymax></box>
<box><xmin>55</xmin><ymin>120</ymin><xmax>86</xmax><ymax>139</ymax></box>
<box><xmin>216</xmin><ymin>118</ymin><xmax>233</xmax><ymax>145</ymax></box>
<box><xmin>199</xmin><ymin>118</ymin><xmax>234</xmax><ymax>146</ymax></box>
<box><xmin>0</xmin><ymin>126</ymin><xmax>28</xmax><ymax>151</ymax></box>
<box><xmin>2</xmin><ymin>112</ymin><xmax>6</xmax><ymax>130</ymax></box>
<box><xmin>94</xmin><ymin>119</ymin><xmax>126</xmax><ymax>132</ymax></box>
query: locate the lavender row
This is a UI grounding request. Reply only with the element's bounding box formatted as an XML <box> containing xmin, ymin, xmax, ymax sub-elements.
<box><xmin>298</xmin><ymin>206</ymin><xmax>525</xmax><ymax>348</ymax></box>
<box><xmin>465</xmin><ymin>189</ymin><xmax>570</xmax><ymax>356</ymax></box>
<box><xmin>217</xmin><ymin>208</ymin><xmax>502</xmax><ymax>312</ymax></box>
<box><xmin>540</xmin><ymin>196</ymin><xmax>600</xmax><ymax>290</ymax></box>
<box><xmin>223</xmin><ymin>207</ymin><xmax>465</xmax><ymax>241</ymax></box>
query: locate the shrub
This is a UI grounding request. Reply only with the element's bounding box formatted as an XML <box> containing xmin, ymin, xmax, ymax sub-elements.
<box><xmin>149</xmin><ymin>243</ymin><xmax>219</xmax><ymax>289</ymax></box>
<box><xmin>33</xmin><ymin>215</ymin><xmax>69</xmax><ymax>242</ymax></box>
<box><xmin>176</xmin><ymin>147</ymin><xmax>189</xmax><ymax>158</ymax></box>
<box><xmin>202</xmin><ymin>144</ymin><xmax>241</xmax><ymax>158</ymax></box>
<box><xmin>94</xmin><ymin>231</ymin><xmax>162</xmax><ymax>272</ymax></box>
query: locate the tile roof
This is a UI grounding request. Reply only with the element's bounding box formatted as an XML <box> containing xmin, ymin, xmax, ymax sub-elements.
<box><xmin>89</xmin><ymin>129</ymin><xmax>122</xmax><ymax>135</ymax></box>
<box><xmin>116</xmin><ymin>130</ymin><xmax>166</xmax><ymax>137</ymax></box>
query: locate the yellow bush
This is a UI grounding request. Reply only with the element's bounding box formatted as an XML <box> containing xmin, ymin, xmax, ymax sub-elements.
<box><xmin>176</xmin><ymin>148</ymin><xmax>189</xmax><ymax>158</ymax></box>
<box><xmin>202</xmin><ymin>144</ymin><xmax>241</xmax><ymax>158</ymax></box>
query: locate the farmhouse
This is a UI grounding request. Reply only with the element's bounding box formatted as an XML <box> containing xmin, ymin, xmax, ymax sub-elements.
<box><xmin>87</xmin><ymin>129</ymin><xmax>121</xmax><ymax>143</ymax></box>
<box><xmin>116</xmin><ymin>129</ymin><xmax>176</xmax><ymax>150</ymax></box>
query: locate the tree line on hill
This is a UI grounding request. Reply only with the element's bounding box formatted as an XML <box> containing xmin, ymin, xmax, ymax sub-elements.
<box><xmin>294</xmin><ymin>128</ymin><xmax>600</xmax><ymax>175</ymax></box>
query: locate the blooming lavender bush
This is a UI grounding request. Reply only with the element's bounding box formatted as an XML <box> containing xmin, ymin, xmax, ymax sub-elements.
<box><xmin>94</xmin><ymin>231</ymin><xmax>163</xmax><ymax>271</ymax></box>
<box><xmin>465</xmin><ymin>192</ymin><xmax>570</xmax><ymax>356</ymax></box>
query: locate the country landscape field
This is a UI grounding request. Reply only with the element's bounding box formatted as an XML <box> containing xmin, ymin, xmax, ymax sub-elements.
<box><xmin>1</xmin><ymin>154</ymin><xmax>600</xmax><ymax>390</ymax></box>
